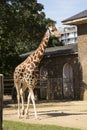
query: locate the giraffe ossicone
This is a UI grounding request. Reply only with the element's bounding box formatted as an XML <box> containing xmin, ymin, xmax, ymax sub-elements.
<box><xmin>14</xmin><ymin>24</ymin><xmax>61</xmax><ymax>119</ymax></box>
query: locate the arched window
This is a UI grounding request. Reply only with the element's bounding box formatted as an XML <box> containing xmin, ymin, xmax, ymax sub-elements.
<box><xmin>63</xmin><ymin>63</ymin><xmax>74</xmax><ymax>99</ymax></box>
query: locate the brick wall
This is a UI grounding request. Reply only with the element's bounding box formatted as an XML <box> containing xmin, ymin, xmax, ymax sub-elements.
<box><xmin>40</xmin><ymin>54</ymin><xmax>81</xmax><ymax>100</ymax></box>
<box><xmin>78</xmin><ymin>24</ymin><xmax>87</xmax><ymax>100</ymax></box>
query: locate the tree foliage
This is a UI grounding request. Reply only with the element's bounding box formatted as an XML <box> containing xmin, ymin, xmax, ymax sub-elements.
<box><xmin>48</xmin><ymin>36</ymin><xmax>64</xmax><ymax>47</ymax></box>
<box><xmin>0</xmin><ymin>0</ymin><xmax>55</xmax><ymax>76</ymax></box>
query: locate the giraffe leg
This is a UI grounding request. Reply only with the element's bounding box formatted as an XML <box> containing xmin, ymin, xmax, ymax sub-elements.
<box><xmin>17</xmin><ymin>89</ymin><xmax>21</xmax><ymax>118</ymax></box>
<box><xmin>20</xmin><ymin>84</ymin><xmax>27</xmax><ymax>116</ymax></box>
<box><xmin>20</xmin><ymin>88</ymin><xmax>25</xmax><ymax>115</ymax></box>
<box><xmin>30</xmin><ymin>89</ymin><xmax>38</xmax><ymax>119</ymax></box>
<box><xmin>17</xmin><ymin>93</ymin><xmax>21</xmax><ymax>118</ymax></box>
<box><xmin>25</xmin><ymin>91</ymin><xmax>31</xmax><ymax>118</ymax></box>
<box><xmin>15</xmin><ymin>82</ymin><xmax>21</xmax><ymax>118</ymax></box>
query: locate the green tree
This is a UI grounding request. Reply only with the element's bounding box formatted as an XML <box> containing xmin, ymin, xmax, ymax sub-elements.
<box><xmin>48</xmin><ymin>36</ymin><xmax>64</xmax><ymax>47</ymax></box>
<box><xmin>0</xmin><ymin>0</ymin><xmax>55</xmax><ymax>76</ymax></box>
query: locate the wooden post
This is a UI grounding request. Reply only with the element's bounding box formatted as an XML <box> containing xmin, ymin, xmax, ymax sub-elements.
<box><xmin>0</xmin><ymin>74</ymin><xmax>3</xmax><ymax>130</ymax></box>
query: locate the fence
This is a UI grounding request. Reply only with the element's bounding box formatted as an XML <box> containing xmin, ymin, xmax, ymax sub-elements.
<box><xmin>4</xmin><ymin>78</ymin><xmax>14</xmax><ymax>95</ymax></box>
<box><xmin>3</xmin><ymin>77</ymin><xmax>75</xmax><ymax>100</ymax></box>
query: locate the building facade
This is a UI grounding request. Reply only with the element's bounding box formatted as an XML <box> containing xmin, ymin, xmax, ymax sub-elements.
<box><xmin>62</xmin><ymin>9</ymin><xmax>87</xmax><ymax>100</ymax></box>
<box><xmin>21</xmin><ymin>45</ymin><xmax>81</xmax><ymax>100</ymax></box>
<box><xmin>59</xmin><ymin>26</ymin><xmax>77</xmax><ymax>45</ymax></box>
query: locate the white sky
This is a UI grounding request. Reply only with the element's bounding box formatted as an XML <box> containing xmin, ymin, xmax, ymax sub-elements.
<box><xmin>38</xmin><ymin>0</ymin><xmax>87</xmax><ymax>27</ymax></box>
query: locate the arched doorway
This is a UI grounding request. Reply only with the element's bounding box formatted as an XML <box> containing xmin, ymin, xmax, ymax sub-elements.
<box><xmin>40</xmin><ymin>66</ymin><xmax>48</xmax><ymax>99</ymax></box>
<box><xmin>63</xmin><ymin>63</ymin><xmax>74</xmax><ymax>99</ymax></box>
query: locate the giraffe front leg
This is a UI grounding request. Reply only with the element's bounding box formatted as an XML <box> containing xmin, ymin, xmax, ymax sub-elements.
<box><xmin>30</xmin><ymin>89</ymin><xmax>38</xmax><ymax>119</ymax></box>
<box><xmin>25</xmin><ymin>91</ymin><xmax>31</xmax><ymax>118</ymax></box>
<box><xmin>20</xmin><ymin>88</ymin><xmax>25</xmax><ymax>115</ymax></box>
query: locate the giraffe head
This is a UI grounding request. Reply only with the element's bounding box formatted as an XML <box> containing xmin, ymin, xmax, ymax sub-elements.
<box><xmin>48</xmin><ymin>24</ymin><xmax>61</xmax><ymax>38</ymax></box>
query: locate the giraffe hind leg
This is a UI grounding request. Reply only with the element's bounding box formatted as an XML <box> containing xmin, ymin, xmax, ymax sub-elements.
<box><xmin>20</xmin><ymin>84</ymin><xmax>27</xmax><ymax>116</ymax></box>
<box><xmin>25</xmin><ymin>91</ymin><xmax>31</xmax><ymax>118</ymax></box>
<box><xmin>14</xmin><ymin>81</ymin><xmax>21</xmax><ymax>118</ymax></box>
<box><xmin>20</xmin><ymin>88</ymin><xmax>25</xmax><ymax>115</ymax></box>
<box><xmin>25</xmin><ymin>88</ymin><xmax>38</xmax><ymax>119</ymax></box>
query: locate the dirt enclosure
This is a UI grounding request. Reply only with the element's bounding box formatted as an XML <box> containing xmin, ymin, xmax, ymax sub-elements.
<box><xmin>3</xmin><ymin>96</ymin><xmax>87</xmax><ymax>130</ymax></box>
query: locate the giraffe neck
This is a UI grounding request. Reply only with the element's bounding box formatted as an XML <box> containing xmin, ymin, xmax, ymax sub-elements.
<box><xmin>35</xmin><ymin>28</ymin><xmax>51</xmax><ymax>61</ymax></box>
<box><xmin>24</xmin><ymin>28</ymin><xmax>51</xmax><ymax>66</ymax></box>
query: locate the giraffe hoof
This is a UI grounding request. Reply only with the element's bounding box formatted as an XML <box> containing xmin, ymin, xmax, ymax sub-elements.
<box><xmin>35</xmin><ymin>116</ymin><xmax>39</xmax><ymax>120</ymax></box>
<box><xmin>24</xmin><ymin>113</ymin><xmax>29</xmax><ymax>119</ymax></box>
<box><xmin>21</xmin><ymin>110</ymin><xmax>25</xmax><ymax>115</ymax></box>
<box><xmin>25</xmin><ymin>115</ymin><xmax>29</xmax><ymax>119</ymax></box>
<box><xmin>18</xmin><ymin>115</ymin><xmax>21</xmax><ymax>119</ymax></box>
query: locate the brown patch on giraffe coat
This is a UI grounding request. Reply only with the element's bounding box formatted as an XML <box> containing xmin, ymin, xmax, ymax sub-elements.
<box><xmin>26</xmin><ymin>60</ymin><xmax>30</xmax><ymax>64</ymax></box>
<box><xmin>37</xmin><ymin>51</ymin><xmax>43</xmax><ymax>60</ymax></box>
<box><xmin>34</xmin><ymin>61</ymin><xmax>39</xmax><ymax>66</ymax></box>
<box><xmin>20</xmin><ymin>73</ymin><xmax>23</xmax><ymax>77</ymax></box>
<box><xmin>40</xmin><ymin>46</ymin><xmax>44</xmax><ymax>53</ymax></box>
<box><xmin>42</xmin><ymin>41</ymin><xmax>47</xmax><ymax>50</ymax></box>
<box><xmin>34</xmin><ymin>55</ymin><xmax>37</xmax><ymax>60</ymax></box>
<box><xmin>31</xmin><ymin>62</ymin><xmax>35</xmax><ymax>67</ymax></box>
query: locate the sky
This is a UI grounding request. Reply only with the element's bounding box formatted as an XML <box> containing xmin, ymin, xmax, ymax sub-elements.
<box><xmin>38</xmin><ymin>0</ymin><xmax>87</xmax><ymax>27</ymax></box>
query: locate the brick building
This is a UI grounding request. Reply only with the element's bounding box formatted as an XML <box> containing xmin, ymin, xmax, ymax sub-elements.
<box><xmin>62</xmin><ymin>9</ymin><xmax>87</xmax><ymax>100</ymax></box>
<box><xmin>21</xmin><ymin>44</ymin><xmax>81</xmax><ymax>100</ymax></box>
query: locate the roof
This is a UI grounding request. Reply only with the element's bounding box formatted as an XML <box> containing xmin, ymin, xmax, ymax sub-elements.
<box><xmin>62</xmin><ymin>9</ymin><xmax>87</xmax><ymax>25</ymax></box>
<box><xmin>20</xmin><ymin>44</ymin><xmax>78</xmax><ymax>59</ymax></box>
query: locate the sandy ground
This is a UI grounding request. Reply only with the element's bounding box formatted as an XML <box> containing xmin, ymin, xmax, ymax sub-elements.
<box><xmin>3</xmin><ymin>96</ymin><xmax>87</xmax><ymax>130</ymax></box>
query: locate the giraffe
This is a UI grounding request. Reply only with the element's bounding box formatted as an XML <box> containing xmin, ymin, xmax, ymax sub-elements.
<box><xmin>14</xmin><ymin>24</ymin><xmax>61</xmax><ymax>119</ymax></box>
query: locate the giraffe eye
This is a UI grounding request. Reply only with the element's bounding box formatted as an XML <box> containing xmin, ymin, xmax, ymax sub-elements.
<box><xmin>51</xmin><ymin>30</ymin><xmax>54</xmax><ymax>32</ymax></box>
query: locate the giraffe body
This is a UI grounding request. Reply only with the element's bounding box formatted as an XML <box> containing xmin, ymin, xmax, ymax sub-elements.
<box><xmin>14</xmin><ymin>25</ymin><xmax>61</xmax><ymax>119</ymax></box>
